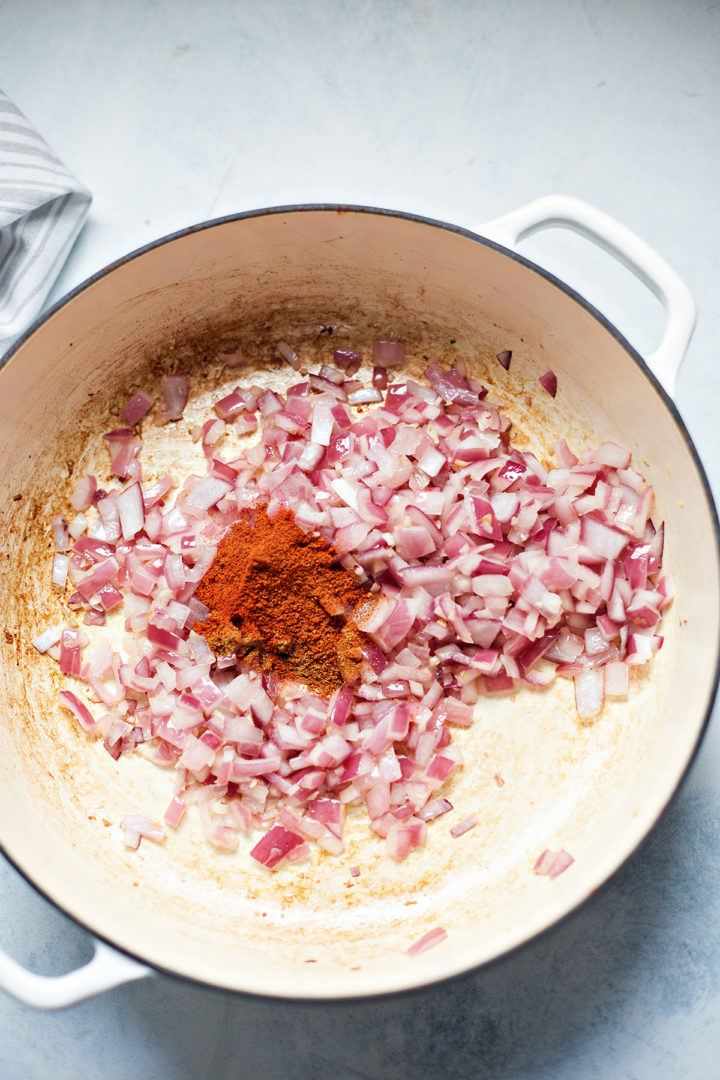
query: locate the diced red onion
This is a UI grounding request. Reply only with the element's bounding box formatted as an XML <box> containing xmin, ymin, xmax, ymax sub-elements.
<box><xmin>103</xmin><ymin>430</ymin><xmax>140</xmax><ymax>479</ymax></box>
<box><xmin>297</xmin><ymin>441</ymin><xmax>325</xmax><ymax>472</ymax></box>
<box><xmin>158</xmin><ymin>374</ymin><xmax>190</xmax><ymax>423</ymax></box>
<box><xmin>594</xmin><ymin>441</ymin><xmax>631</xmax><ymax>469</ymax></box>
<box><xmin>70</xmin><ymin>475</ymin><xmax>97</xmax><ymax>512</ymax></box>
<box><xmin>310</xmin><ymin>403</ymin><xmax>334</xmax><ymax>446</ymax></box>
<box><xmin>574</xmin><ymin>668</ymin><xmax>604</xmax><ymax>719</ymax></box>
<box><xmin>117</xmin><ymin>482</ymin><xmax>145</xmax><ymax>540</ymax></box>
<box><xmin>417</xmin><ymin>797</ymin><xmax>452</xmax><ymax>822</ymax></box>
<box><xmin>52</xmin><ymin>515</ymin><xmax>70</xmax><ymax>552</ymax></box>
<box><xmin>534</xmin><ymin>848</ymin><xmax>574</xmax><ymax>878</ymax></box>
<box><xmin>604</xmin><ymin>660</ymin><xmax>629</xmax><ymax>697</ymax></box>
<box><xmin>52</xmin><ymin>553</ymin><xmax>69</xmax><ymax>589</ymax></box>
<box><xmin>538</xmin><ymin>370</ymin><xmax>557</xmax><ymax>397</ymax></box>
<box><xmin>582</xmin><ymin>516</ymin><xmax>629</xmax><ymax>561</ymax></box>
<box><xmin>417</xmin><ymin>445</ymin><xmax>446</xmax><ymax>478</ymax></box>
<box><xmin>120</xmin><ymin>813</ymin><xmax>166</xmax><ymax>843</ymax></box>
<box><xmin>405</xmin><ymin>927</ymin><xmax>448</xmax><ymax>956</ymax></box>
<box><xmin>59</xmin><ymin>689</ymin><xmax>97</xmax><ymax>732</ymax></box>
<box><xmin>373</xmin><ymin>340</ymin><xmax>405</xmax><ymax>367</ymax></box>
<box><xmin>214</xmin><ymin>389</ymin><xmax>246</xmax><ymax>421</ymax></box>
<box><xmin>218</xmin><ymin>350</ymin><xmax>248</xmax><ymax>368</ymax></box>
<box><xmin>348</xmin><ymin>387</ymin><xmax>384</xmax><ymax>405</ymax></box>
<box><xmin>250</xmin><ymin>824</ymin><xmax>304</xmax><ymax>869</ymax></box>
<box><xmin>186</xmin><ymin>476</ymin><xmax>233</xmax><ymax>510</ymax></box>
<box><xmin>32</xmin><ymin>626</ymin><xmax>63</xmax><ymax>653</ymax></box>
<box><xmin>147</xmin><ymin>623</ymin><xmax>182</xmax><ymax>653</ymax></box>
<box><xmin>450</xmin><ymin>812</ymin><xmax>478</xmax><ymax>837</ymax></box>
<box><xmin>277</xmin><ymin>341</ymin><xmax>302</xmax><ymax>371</ymax></box>
<box><xmin>122</xmin><ymin>391</ymin><xmax>154</xmax><ymax>425</ymax></box>
<box><xmin>333</xmin><ymin>348</ymin><xmax>362</xmax><ymax>368</ymax></box>
<box><xmin>68</xmin><ymin>513</ymin><xmax>88</xmax><ymax>540</ymax></box>
<box><xmin>44</xmin><ymin>347</ymin><xmax>669</xmax><ymax>874</ymax></box>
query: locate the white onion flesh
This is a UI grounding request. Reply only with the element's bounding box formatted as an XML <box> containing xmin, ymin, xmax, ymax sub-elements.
<box><xmin>52</xmin><ymin>553</ymin><xmax>69</xmax><ymax>589</ymax></box>
<box><xmin>32</xmin><ymin>626</ymin><xmax>63</xmax><ymax>653</ymax></box>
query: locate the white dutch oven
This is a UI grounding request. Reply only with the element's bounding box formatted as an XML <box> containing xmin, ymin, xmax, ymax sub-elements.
<box><xmin>0</xmin><ymin>197</ymin><xmax>717</xmax><ymax>1008</ymax></box>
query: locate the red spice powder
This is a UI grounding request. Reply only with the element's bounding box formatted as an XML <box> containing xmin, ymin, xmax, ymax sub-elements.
<box><xmin>194</xmin><ymin>505</ymin><xmax>373</xmax><ymax>698</ymax></box>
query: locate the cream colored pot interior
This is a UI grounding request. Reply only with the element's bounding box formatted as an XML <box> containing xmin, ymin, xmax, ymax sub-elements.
<box><xmin>0</xmin><ymin>209</ymin><xmax>716</xmax><ymax>998</ymax></box>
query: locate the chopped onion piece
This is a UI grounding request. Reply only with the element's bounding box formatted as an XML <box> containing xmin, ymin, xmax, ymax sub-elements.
<box><xmin>122</xmin><ymin>391</ymin><xmax>154</xmax><ymax>425</ymax></box>
<box><xmin>117</xmin><ymin>482</ymin><xmax>145</xmax><ymax>540</ymax></box>
<box><xmin>595</xmin><ymin>441</ymin><xmax>631</xmax><ymax>469</ymax></box>
<box><xmin>418</xmin><ymin>797</ymin><xmax>453</xmax><ymax>822</ymax></box>
<box><xmin>120</xmin><ymin>813</ymin><xmax>166</xmax><ymax>843</ymax></box>
<box><xmin>574</xmin><ymin>668</ymin><xmax>605</xmax><ymax>719</ymax></box>
<box><xmin>277</xmin><ymin>341</ymin><xmax>302</xmax><ymax>371</ymax></box>
<box><xmin>450</xmin><ymin>812</ymin><xmax>478</xmax><ymax>838</ymax></box>
<box><xmin>298</xmin><ymin>441</ymin><xmax>324</xmax><ymax>472</ymax></box>
<box><xmin>250</xmin><ymin>824</ymin><xmax>304</xmax><ymax>869</ymax></box>
<box><xmin>70</xmin><ymin>475</ymin><xmax>97</xmax><ymax>512</ymax></box>
<box><xmin>604</xmin><ymin>660</ymin><xmax>629</xmax><ymax>698</ymax></box>
<box><xmin>52</xmin><ymin>515</ymin><xmax>70</xmax><ymax>552</ymax></box>
<box><xmin>348</xmin><ymin>387</ymin><xmax>383</xmax><ymax>405</ymax></box>
<box><xmin>52</xmin><ymin>553</ymin><xmax>69</xmax><ymax>589</ymax></box>
<box><xmin>32</xmin><ymin>626</ymin><xmax>63</xmax><ymax>653</ymax></box>
<box><xmin>373</xmin><ymin>339</ymin><xmax>405</xmax><ymax>367</ymax></box>
<box><xmin>68</xmin><ymin>513</ymin><xmax>88</xmax><ymax>540</ymax></box>
<box><xmin>59</xmin><ymin>689</ymin><xmax>97</xmax><ymax>732</ymax></box>
<box><xmin>334</xmin><ymin>348</ymin><xmax>362</xmax><ymax>368</ymax></box>
<box><xmin>158</xmin><ymin>374</ymin><xmax>190</xmax><ymax>423</ymax></box>
<box><xmin>539</xmin><ymin>370</ymin><xmax>557</xmax><ymax>397</ymax></box>
<box><xmin>406</xmin><ymin>927</ymin><xmax>448</xmax><ymax>956</ymax></box>
<box><xmin>186</xmin><ymin>476</ymin><xmax>232</xmax><ymax>510</ymax></box>
<box><xmin>534</xmin><ymin>848</ymin><xmax>574</xmax><ymax>878</ymax></box>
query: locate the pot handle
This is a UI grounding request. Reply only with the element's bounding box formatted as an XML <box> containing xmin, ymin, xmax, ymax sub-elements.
<box><xmin>480</xmin><ymin>195</ymin><xmax>696</xmax><ymax>397</ymax></box>
<box><xmin>0</xmin><ymin>937</ymin><xmax>150</xmax><ymax>1009</ymax></box>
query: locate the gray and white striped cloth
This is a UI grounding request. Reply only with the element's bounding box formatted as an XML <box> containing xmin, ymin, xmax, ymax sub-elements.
<box><xmin>0</xmin><ymin>88</ymin><xmax>91</xmax><ymax>357</ymax></box>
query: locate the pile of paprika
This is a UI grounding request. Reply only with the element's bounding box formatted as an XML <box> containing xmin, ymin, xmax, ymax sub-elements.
<box><xmin>194</xmin><ymin>505</ymin><xmax>373</xmax><ymax>698</ymax></box>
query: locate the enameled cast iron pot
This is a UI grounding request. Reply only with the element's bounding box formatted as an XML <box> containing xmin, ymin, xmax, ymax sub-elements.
<box><xmin>0</xmin><ymin>197</ymin><xmax>717</xmax><ymax>1008</ymax></box>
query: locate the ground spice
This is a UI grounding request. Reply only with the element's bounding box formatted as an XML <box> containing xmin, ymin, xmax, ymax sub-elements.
<box><xmin>194</xmin><ymin>505</ymin><xmax>373</xmax><ymax>698</ymax></box>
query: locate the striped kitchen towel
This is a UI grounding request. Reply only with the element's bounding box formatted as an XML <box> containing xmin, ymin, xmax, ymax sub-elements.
<box><xmin>0</xmin><ymin>88</ymin><xmax>91</xmax><ymax>357</ymax></box>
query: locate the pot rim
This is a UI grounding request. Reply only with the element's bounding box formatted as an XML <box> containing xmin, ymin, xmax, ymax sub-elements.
<box><xmin>1</xmin><ymin>203</ymin><xmax>718</xmax><ymax>1001</ymax></box>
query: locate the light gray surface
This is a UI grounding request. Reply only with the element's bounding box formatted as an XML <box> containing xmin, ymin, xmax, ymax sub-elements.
<box><xmin>1</xmin><ymin>0</ymin><xmax>719</xmax><ymax>1076</ymax></box>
